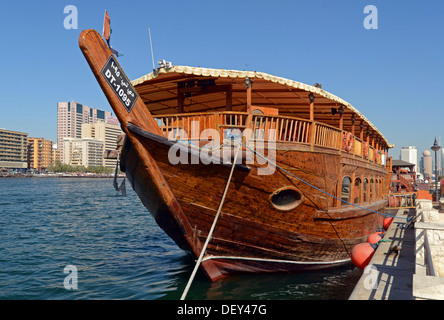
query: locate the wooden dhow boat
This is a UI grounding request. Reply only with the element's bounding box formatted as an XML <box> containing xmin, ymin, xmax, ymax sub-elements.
<box><xmin>79</xmin><ymin>29</ymin><xmax>393</xmax><ymax>281</ymax></box>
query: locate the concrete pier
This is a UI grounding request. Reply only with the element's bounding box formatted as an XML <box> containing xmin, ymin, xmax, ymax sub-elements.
<box><xmin>349</xmin><ymin>200</ymin><xmax>444</xmax><ymax>300</ymax></box>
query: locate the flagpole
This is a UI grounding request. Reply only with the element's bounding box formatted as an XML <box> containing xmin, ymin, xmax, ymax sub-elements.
<box><xmin>148</xmin><ymin>27</ymin><xmax>155</xmax><ymax>71</ymax></box>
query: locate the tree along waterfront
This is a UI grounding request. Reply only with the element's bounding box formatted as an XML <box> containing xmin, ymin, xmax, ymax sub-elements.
<box><xmin>48</xmin><ymin>160</ymin><xmax>113</xmax><ymax>174</ymax></box>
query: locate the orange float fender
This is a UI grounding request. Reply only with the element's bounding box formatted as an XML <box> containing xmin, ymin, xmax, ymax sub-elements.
<box><xmin>351</xmin><ymin>242</ymin><xmax>377</xmax><ymax>270</ymax></box>
<box><xmin>383</xmin><ymin>217</ymin><xmax>394</xmax><ymax>230</ymax></box>
<box><xmin>367</xmin><ymin>231</ymin><xmax>384</xmax><ymax>244</ymax></box>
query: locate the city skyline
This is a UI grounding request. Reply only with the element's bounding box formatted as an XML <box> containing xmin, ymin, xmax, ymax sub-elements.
<box><xmin>1</xmin><ymin>1</ymin><xmax>444</xmax><ymax>160</ymax></box>
<box><xmin>0</xmin><ymin>99</ymin><xmax>122</xmax><ymax>171</ymax></box>
<box><xmin>57</xmin><ymin>101</ymin><xmax>112</xmax><ymax>162</ymax></box>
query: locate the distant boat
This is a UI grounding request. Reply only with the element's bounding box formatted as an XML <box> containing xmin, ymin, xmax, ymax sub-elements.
<box><xmin>80</xmin><ymin>29</ymin><xmax>393</xmax><ymax>280</ymax></box>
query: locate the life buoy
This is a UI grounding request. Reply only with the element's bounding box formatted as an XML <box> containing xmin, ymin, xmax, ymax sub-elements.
<box><xmin>375</xmin><ymin>151</ymin><xmax>380</xmax><ymax>163</ymax></box>
<box><xmin>363</xmin><ymin>142</ymin><xmax>369</xmax><ymax>158</ymax></box>
<box><xmin>343</xmin><ymin>132</ymin><xmax>353</xmax><ymax>152</ymax></box>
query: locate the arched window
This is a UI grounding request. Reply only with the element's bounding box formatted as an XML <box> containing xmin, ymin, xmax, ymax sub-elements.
<box><xmin>363</xmin><ymin>178</ymin><xmax>368</xmax><ymax>202</ymax></box>
<box><xmin>376</xmin><ymin>179</ymin><xmax>380</xmax><ymax>199</ymax></box>
<box><xmin>341</xmin><ymin>176</ymin><xmax>351</xmax><ymax>204</ymax></box>
<box><xmin>354</xmin><ymin>178</ymin><xmax>362</xmax><ymax>204</ymax></box>
<box><xmin>379</xmin><ymin>179</ymin><xmax>383</xmax><ymax>199</ymax></box>
<box><xmin>370</xmin><ymin>179</ymin><xmax>374</xmax><ymax>202</ymax></box>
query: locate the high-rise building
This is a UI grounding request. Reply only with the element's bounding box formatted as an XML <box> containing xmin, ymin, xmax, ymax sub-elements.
<box><xmin>53</xmin><ymin>144</ymin><xmax>61</xmax><ymax>164</ymax></box>
<box><xmin>57</xmin><ymin>101</ymin><xmax>111</xmax><ymax>162</ymax></box>
<box><xmin>400</xmin><ymin>146</ymin><xmax>418</xmax><ymax>172</ymax></box>
<box><xmin>63</xmin><ymin>137</ymin><xmax>104</xmax><ymax>167</ymax></box>
<box><xmin>81</xmin><ymin>116</ymin><xmax>123</xmax><ymax>168</ymax></box>
<box><xmin>422</xmin><ymin>150</ymin><xmax>432</xmax><ymax>179</ymax></box>
<box><xmin>27</xmin><ymin>137</ymin><xmax>54</xmax><ymax>171</ymax></box>
<box><xmin>0</xmin><ymin>128</ymin><xmax>28</xmax><ymax>170</ymax></box>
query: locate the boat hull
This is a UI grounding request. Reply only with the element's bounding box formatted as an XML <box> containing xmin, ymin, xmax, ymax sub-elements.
<box><xmin>120</xmin><ymin>130</ymin><xmax>386</xmax><ymax>280</ymax></box>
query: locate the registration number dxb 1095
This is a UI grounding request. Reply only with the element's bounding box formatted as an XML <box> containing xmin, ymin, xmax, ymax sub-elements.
<box><xmin>101</xmin><ymin>56</ymin><xmax>139</xmax><ymax>113</ymax></box>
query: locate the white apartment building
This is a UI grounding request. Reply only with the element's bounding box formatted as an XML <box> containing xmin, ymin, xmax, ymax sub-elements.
<box><xmin>63</xmin><ymin>138</ymin><xmax>104</xmax><ymax>168</ymax></box>
<box><xmin>81</xmin><ymin>117</ymin><xmax>123</xmax><ymax>168</ymax></box>
<box><xmin>57</xmin><ymin>102</ymin><xmax>111</xmax><ymax>162</ymax></box>
<box><xmin>400</xmin><ymin>146</ymin><xmax>418</xmax><ymax>172</ymax></box>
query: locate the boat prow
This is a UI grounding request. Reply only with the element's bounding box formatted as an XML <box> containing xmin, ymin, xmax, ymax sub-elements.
<box><xmin>79</xmin><ymin>29</ymin><xmax>224</xmax><ymax>279</ymax></box>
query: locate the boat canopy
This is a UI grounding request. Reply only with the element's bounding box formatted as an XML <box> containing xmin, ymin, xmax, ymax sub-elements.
<box><xmin>132</xmin><ymin>65</ymin><xmax>392</xmax><ymax>149</ymax></box>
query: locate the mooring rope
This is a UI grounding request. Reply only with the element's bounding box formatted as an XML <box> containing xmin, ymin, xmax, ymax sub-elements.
<box><xmin>113</xmin><ymin>152</ymin><xmax>126</xmax><ymax>197</ymax></box>
<box><xmin>180</xmin><ymin>144</ymin><xmax>241</xmax><ymax>300</ymax></box>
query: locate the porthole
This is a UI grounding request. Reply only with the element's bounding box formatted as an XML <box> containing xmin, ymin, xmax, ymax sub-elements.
<box><xmin>270</xmin><ymin>187</ymin><xmax>302</xmax><ymax>211</ymax></box>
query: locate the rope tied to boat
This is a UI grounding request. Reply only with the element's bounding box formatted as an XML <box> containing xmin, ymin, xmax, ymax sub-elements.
<box><xmin>180</xmin><ymin>142</ymin><xmax>242</xmax><ymax>300</ymax></box>
<box><xmin>113</xmin><ymin>152</ymin><xmax>126</xmax><ymax>197</ymax></box>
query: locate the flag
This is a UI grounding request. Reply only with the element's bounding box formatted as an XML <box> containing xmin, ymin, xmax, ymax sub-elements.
<box><xmin>102</xmin><ymin>10</ymin><xmax>123</xmax><ymax>57</ymax></box>
<box><xmin>102</xmin><ymin>10</ymin><xmax>111</xmax><ymax>46</ymax></box>
<box><xmin>110</xmin><ymin>47</ymin><xmax>123</xmax><ymax>57</ymax></box>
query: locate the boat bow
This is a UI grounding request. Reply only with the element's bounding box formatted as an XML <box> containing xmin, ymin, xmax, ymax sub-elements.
<box><xmin>79</xmin><ymin>29</ymin><xmax>225</xmax><ymax>279</ymax></box>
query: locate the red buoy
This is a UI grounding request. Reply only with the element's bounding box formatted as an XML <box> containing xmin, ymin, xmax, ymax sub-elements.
<box><xmin>351</xmin><ymin>242</ymin><xmax>377</xmax><ymax>270</ymax></box>
<box><xmin>367</xmin><ymin>231</ymin><xmax>384</xmax><ymax>244</ymax></box>
<box><xmin>383</xmin><ymin>217</ymin><xmax>394</xmax><ymax>230</ymax></box>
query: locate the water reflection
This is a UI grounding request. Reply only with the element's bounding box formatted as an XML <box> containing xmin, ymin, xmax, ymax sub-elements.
<box><xmin>161</xmin><ymin>257</ymin><xmax>362</xmax><ymax>300</ymax></box>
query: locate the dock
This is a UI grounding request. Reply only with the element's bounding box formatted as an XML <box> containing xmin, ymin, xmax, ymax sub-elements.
<box><xmin>349</xmin><ymin>199</ymin><xmax>444</xmax><ymax>300</ymax></box>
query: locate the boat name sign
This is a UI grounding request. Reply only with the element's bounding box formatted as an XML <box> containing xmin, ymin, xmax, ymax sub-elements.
<box><xmin>101</xmin><ymin>56</ymin><xmax>138</xmax><ymax>113</ymax></box>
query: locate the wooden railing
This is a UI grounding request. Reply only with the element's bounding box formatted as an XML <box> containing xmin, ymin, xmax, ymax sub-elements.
<box><xmin>249</xmin><ymin>114</ymin><xmax>311</xmax><ymax>144</ymax></box>
<box><xmin>153</xmin><ymin>111</ymin><xmax>384</xmax><ymax>165</ymax></box>
<box><xmin>313</xmin><ymin>123</ymin><xmax>341</xmax><ymax>149</ymax></box>
<box><xmin>155</xmin><ymin>112</ymin><xmax>248</xmax><ymax>141</ymax></box>
<box><xmin>387</xmin><ymin>192</ymin><xmax>418</xmax><ymax>209</ymax></box>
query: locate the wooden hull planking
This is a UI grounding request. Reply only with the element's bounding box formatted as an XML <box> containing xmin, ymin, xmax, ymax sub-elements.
<box><xmin>120</xmin><ymin>131</ymin><xmax>386</xmax><ymax>280</ymax></box>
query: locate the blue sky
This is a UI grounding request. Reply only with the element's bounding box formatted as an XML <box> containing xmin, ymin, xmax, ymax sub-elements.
<box><xmin>0</xmin><ymin>0</ymin><xmax>443</xmax><ymax>159</ymax></box>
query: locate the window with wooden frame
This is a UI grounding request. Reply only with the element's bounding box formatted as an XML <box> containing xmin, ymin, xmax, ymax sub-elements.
<box><xmin>353</xmin><ymin>178</ymin><xmax>362</xmax><ymax>204</ymax></box>
<box><xmin>341</xmin><ymin>176</ymin><xmax>351</xmax><ymax>204</ymax></box>
<box><xmin>363</xmin><ymin>178</ymin><xmax>368</xmax><ymax>202</ymax></box>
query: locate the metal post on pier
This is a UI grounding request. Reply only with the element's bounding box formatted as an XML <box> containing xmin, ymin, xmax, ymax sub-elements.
<box><xmin>431</xmin><ymin>137</ymin><xmax>441</xmax><ymax>202</ymax></box>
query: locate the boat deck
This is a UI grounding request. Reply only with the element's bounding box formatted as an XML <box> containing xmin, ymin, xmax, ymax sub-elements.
<box><xmin>153</xmin><ymin>111</ymin><xmax>386</xmax><ymax>166</ymax></box>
